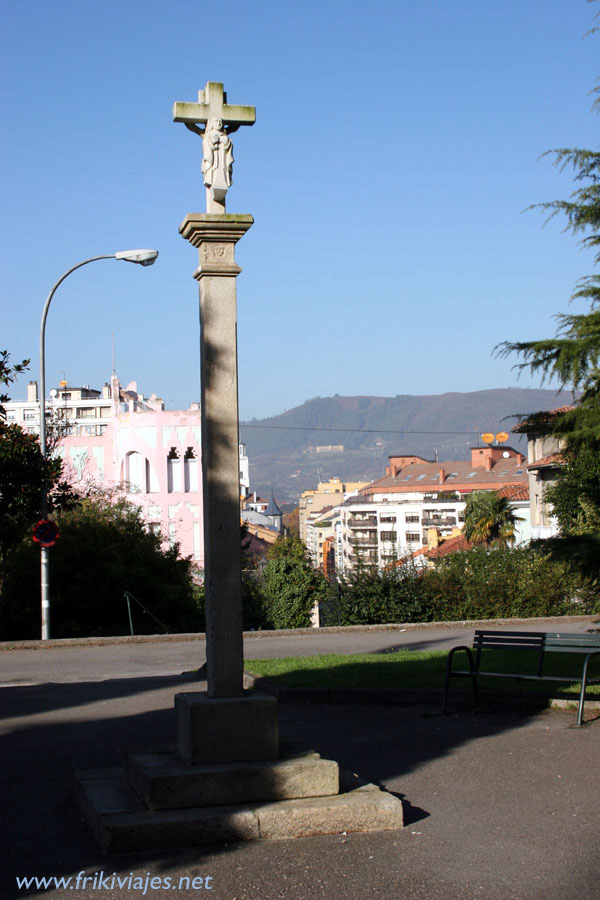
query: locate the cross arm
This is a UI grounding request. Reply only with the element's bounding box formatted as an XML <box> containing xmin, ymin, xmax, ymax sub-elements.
<box><xmin>172</xmin><ymin>101</ymin><xmax>256</xmax><ymax>127</ymax></box>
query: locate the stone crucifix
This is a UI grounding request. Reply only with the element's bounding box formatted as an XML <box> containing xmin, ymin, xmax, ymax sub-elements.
<box><xmin>174</xmin><ymin>82</ymin><xmax>266</xmax><ymax>729</ymax></box>
<box><xmin>173</xmin><ymin>82</ymin><xmax>256</xmax><ymax>213</ymax></box>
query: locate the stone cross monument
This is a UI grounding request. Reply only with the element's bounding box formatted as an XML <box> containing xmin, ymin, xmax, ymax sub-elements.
<box><xmin>173</xmin><ymin>82</ymin><xmax>256</xmax><ymax>213</ymax></box>
<box><xmin>173</xmin><ymin>82</ymin><xmax>278</xmax><ymax>763</ymax></box>
<box><xmin>73</xmin><ymin>85</ymin><xmax>403</xmax><ymax>849</ymax></box>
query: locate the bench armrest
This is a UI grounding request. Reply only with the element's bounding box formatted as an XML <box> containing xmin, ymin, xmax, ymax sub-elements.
<box><xmin>443</xmin><ymin>645</ymin><xmax>478</xmax><ymax>714</ymax></box>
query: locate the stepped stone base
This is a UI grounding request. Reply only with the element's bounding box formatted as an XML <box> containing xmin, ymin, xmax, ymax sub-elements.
<box><xmin>75</xmin><ymin>691</ymin><xmax>404</xmax><ymax>853</ymax></box>
<box><xmin>127</xmin><ymin>744</ymin><xmax>339</xmax><ymax>810</ymax></box>
<box><xmin>76</xmin><ymin>762</ymin><xmax>404</xmax><ymax>854</ymax></box>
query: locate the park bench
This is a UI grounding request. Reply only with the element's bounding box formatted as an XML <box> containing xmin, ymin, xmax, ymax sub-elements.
<box><xmin>442</xmin><ymin>629</ymin><xmax>600</xmax><ymax>725</ymax></box>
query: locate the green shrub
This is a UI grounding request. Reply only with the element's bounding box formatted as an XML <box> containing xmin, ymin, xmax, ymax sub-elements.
<box><xmin>322</xmin><ymin>546</ymin><xmax>598</xmax><ymax>626</ymax></box>
<box><xmin>258</xmin><ymin>536</ymin><xmax>332</xmax><ymax>629</ymax></box>
<box><xmin>322</xmin><ymin>562</ymin><xmax>428</xmax><ymax>626</ymax></box>
<box><xmin>424</xmin><ymin>545</ymin><xmax>598</xmax><ymax>621</ymax></box>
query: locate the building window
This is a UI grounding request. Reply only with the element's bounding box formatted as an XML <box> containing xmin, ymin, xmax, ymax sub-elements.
<box><xmin>406</xmin><ymin>532</ymin><xmax>420</xmax><ymax>543</ymax></box>
<box><xmin>23</xmin><ymin>409</ymin><xmax>37</xmax><ymax>421</ymax></box>
<box><xmin>380</xmin><ymin>531</ymin><xmax>397</xmax><ymax>541</ymax></box>
<box><xmin>125</xmin><ymin>451</ymin><xmax>146</xmax><ymax>493</ymax></box>
<box><xmin>184</xmin><ymin>447</ymin><xmax>198</xmax><ymax>492</ymax></box>
<box><xmin>406</xmin><ymin>515</ymin><xmax>419</xmax><ymax>523</ymax></box>
<box><xmin>167</xmin><ymin>448</ymin><xmax>182</xmax><ymax>493</ymax></box>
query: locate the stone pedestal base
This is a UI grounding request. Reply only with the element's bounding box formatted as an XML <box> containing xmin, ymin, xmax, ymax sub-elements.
<box><xmin>75</xmin><ymin>691</ymin><xmax>403</xmax><ymax>852</ymax></box>
<box><xmin>175</xmin><ymin>692</ymin><xmax>278</xmax><ymax>765</ymax></box>
<box><xmin>76</xmin><ymin>757</ymin><xmax>403</xmax><ymax>854</ymax></box>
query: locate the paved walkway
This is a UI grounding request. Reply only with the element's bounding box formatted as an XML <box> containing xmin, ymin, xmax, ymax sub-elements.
<box><xmin>2</xmin><ymin>622</ymin><xmax>599</xmax><ymax>899</ymax></box>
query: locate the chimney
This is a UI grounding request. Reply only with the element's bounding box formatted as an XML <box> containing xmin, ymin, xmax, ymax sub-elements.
<box><xmin>438</xmin><ymin>467</ymin><xmax>445</xmax><ymax>485</ymax></box>
<box><xmin>517</xmin><ymin>453</ymin><xmax>524</xmax><ymax>466</ymax></box>
<box><xmin>27</xmin><ymin>381</ymin><xmax>38</xmax><ymax>402</ymax></box>
<box><xmin>485</xmin><ymin>456</ymin><xmax>494</xmax><ymax>471</ymax></box>
<box><xmin>388</xmin><ymin>456</ymin><xmax>403</xmax><ymax>478</ymax></box>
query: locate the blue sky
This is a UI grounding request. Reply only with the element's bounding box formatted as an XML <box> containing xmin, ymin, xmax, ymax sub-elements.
<box><xmin>1</xmin><ymin>0</ymin><xmax>597</xmax><ymax>419</ymax></box>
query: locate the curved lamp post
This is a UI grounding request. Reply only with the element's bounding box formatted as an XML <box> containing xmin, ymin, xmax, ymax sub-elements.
<box><xmin>39</xmin><ymin>249</ymin><xmax>159</xmax><ymax>640</ymax></box>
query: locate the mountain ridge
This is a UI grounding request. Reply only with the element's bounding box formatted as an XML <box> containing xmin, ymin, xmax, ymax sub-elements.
<box><xmin>240</xmin><ymin>388</ymin><xmax>576</xmax><ymax>501</ymax></box>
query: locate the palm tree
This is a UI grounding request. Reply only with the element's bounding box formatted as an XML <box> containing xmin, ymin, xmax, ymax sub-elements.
<box><xmin>462</xmin><ymin>491</ymin><xmax>519</xmax><ymax>547</ymax></box>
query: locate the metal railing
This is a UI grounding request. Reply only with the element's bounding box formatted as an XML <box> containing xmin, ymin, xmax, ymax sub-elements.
<box><xmin>422</xmin><ymin>517</ymin><xmax>457</xmax><ymax>527</ymax></box>
<box><xmin>348</xmin><ymin>517</ymin><xmax>378</xmax><ymax>528</ymax></box>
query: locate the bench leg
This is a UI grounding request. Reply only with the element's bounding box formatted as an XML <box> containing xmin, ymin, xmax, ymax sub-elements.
<box><xmin>577</xmin><ymin>654</ymin><xmax>591</xmax><ymax>726</ymax></box>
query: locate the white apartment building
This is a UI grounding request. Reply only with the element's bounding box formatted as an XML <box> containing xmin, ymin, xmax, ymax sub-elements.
<box><xmin>298</xmin><ymin>478</ymin><xmax>370</xmax><ymax>544</ymax></box>
<box><xmin>337</xmin><ymin>446</ymin><xmax>530</xmax><ymax>574</ymax></box>
<box><xmin>304</xmin><ymin>505</ymin><xmax>341</xmax><ymax>571</ymax></box>
<box><xmin>339</xmin><ymin>496</ymin><xmax>465</xmax><ymax>574</ymax></box>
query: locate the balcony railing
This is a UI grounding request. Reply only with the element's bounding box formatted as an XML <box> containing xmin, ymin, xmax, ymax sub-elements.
<box><xmin>348</xmin><ymin>550</ymin><xmax>379</xmax><ymax>562</ymax></box>
<box><xmin>349</xmin><ymin>536</ymin><xmax>378</xmax><ymax>546</ymax></box>
<box><xmin>422</xmin><ymin>517</ymin><xmax>457</xmax><ymax>527</ymax></box>
<box><xmin>348</xmin><ymin>517</ymin><xmax>377</xmax><ymax>528</ymax></box>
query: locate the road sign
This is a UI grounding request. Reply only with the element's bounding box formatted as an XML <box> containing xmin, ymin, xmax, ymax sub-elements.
<box><xmin>32</xmin><ymin>519</ymin><xmax>60</xmax><ymax>548</ymax></box>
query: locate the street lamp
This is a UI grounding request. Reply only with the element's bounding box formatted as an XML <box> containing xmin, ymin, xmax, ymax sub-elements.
<box><xmin>39</xmin><ymin>249</ymin><xmax>159</xmax><ymax>640</ymax></box>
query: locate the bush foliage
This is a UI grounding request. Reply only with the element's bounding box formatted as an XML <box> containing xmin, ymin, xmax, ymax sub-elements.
<box><xmin>0</xmin><ymin>494</ymin><xmax>203</xmax><ymax>640</ymax></box>
<box><xmin>320</xmin><ymin>546</ymin><xmax>598</xmax><ymax>627</ymax></box>
<box><xmin>257</xmin><ymin>535</ymin><xmax>331</xmax><ymax>629</ymax></box>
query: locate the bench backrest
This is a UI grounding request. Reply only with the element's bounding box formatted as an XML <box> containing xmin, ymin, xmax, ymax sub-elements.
<box><xmin>472</xmin><ymin>630</ymin><xmax>600</xmax><ymax>671</ymax></box>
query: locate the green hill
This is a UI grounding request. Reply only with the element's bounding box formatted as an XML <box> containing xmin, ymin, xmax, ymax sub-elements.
<box><xmin>240</xmin><ymin>388</ymin><xmax>575</xmax><ymax>502</ymax></box>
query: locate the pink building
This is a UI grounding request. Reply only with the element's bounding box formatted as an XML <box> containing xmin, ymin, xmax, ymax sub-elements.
<box><xmin>56</xmin><ymin>375</ymin><xmax>205</xmax><ymax>571</ymax></box>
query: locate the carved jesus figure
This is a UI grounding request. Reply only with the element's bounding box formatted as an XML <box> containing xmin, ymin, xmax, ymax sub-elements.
<box><xmin>186</xmin><ymin>117</ymin><xmax>236</xmax><ymax>196</ymax></box>
<box><xmin>202</xmin><ymin>118</ymin><xmax>234</xmax><ymax>190</ymax></box>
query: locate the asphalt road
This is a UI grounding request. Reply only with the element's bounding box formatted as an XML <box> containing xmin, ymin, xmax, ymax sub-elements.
<box><xmin>1</xmin><ymin>617</ymin><xmax>598</xmax><ymax>685</ymax></box>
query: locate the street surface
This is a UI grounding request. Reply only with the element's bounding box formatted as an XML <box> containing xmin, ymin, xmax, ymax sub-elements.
<box><xmin>0</xmin><ymin>617</ymin><xmax>597</xmax><ymax>685</ymax></box>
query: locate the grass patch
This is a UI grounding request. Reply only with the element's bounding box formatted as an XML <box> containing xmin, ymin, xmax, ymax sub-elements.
<box><xmin>245</xmin><ymin>649</ymin><xmax>600</xmax><ymax>695</ymax></box>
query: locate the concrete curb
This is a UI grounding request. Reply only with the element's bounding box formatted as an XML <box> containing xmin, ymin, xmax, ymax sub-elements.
<box><xmin>243</xmin><ymin>672</ymin><xmax>600</xmax><ymax>714</ymax></box>
<box><xmin>1</xmin><ymin>614</ymin><xmax>598</xmax><ymax>651</ymax></box>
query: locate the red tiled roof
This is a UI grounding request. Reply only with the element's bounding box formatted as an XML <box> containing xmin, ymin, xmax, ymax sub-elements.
<box><xmin>407</xmin><ymin>533</ymin><xmax>473</xmax><ymax>562</ymax></box>
<box><xmin>426</xmin><ymin>533</ymin><xmax>472</xmax><ymax>559</ymax></box>
<box><xmin>498</xmin><ymin>483</ymin><xmax>530</xmax><ymax>501</ymax></box>
<box><xmin>362</xmin><ymin>457</ymin><xmax>527</xmax><ymax>495</ymax></box>
<box><xmin>525</xmin><ymin>453</ymin><xmax>564</xmax><ymax>471</ymax></box>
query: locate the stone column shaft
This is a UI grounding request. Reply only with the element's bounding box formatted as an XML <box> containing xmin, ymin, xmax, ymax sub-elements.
<box><xmin>180</xmin><ymin>213</ymin><xmax>253</xmax><ymax>698</ymax></box>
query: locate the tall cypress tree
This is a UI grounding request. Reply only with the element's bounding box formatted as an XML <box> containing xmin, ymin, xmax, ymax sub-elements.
<box><xmin>497</xmin><ymin>70</ymin><xmax>600</xmax><ymax>448</ymax></box>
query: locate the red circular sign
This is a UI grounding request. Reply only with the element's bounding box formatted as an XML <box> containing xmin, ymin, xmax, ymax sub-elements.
<box><xmin>32</xmin><ymin>519</ymin><xmax>60</xmax><ymax>548</ymax></box>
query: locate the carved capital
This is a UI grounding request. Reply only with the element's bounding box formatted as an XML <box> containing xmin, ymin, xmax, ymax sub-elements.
<box><xmin>179</xmin><ymin>213</ymin><xmax>254</xmax><ymax>247</ymax></box>
<box><xmin>179</xmin><ymin>214</ymin><xmax>253</xmax><ymax>279</ymax></box>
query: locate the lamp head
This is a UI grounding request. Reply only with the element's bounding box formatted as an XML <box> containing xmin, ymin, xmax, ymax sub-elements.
<box><xmin>115</xmin><ymin>249</ymin><xmax>159</xmax><ymax>266</ymax></box>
